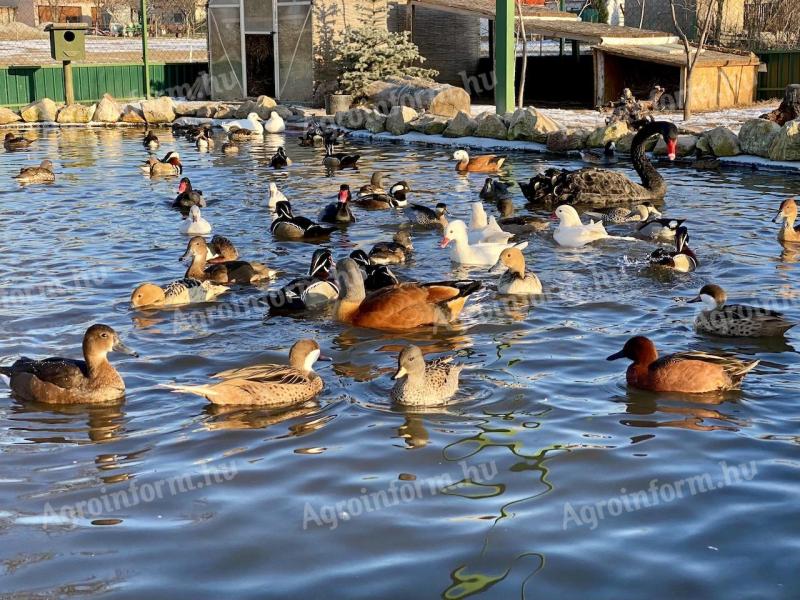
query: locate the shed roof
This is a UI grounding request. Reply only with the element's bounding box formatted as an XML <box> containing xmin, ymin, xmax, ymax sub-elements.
<box><xmin>596</xmin><ymin>44</ymin><xmax>760</xmax><ymax>68</ymax></box>
<box><xmin>410</xmin><ymin>0</ymin><xmax>577</xmax><ymax>20</ymax></box>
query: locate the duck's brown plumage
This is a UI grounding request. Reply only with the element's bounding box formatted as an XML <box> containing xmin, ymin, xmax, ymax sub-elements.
<box><xmin>4</xmin><ymin>133</ymin><xmax>34</xmax><ymax>151</ymax></box>
<box><xmin>181</xmin><ymin>236</ymin><xmax>274</xmax><ymax>284</ymax></box>
<box><xmin>774</xmin><ymin>198</ymin><xmax>800</xmax><ymax>244</ymax></box>
<box><xmin>13</xmin><ymin>159</ymin><xmax>54</xmax><ymax>184</ymax></box>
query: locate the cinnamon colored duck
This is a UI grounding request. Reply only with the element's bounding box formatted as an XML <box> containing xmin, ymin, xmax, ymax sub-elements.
<box><xmin>180</xmin><ymin>236</ymin><xmax>276</xmax><ymax>284</ymax></box>
<box><xmin>130</xmin><ymin>278</ymin><xmax>229</xmax><ymax>309</ymax></box>
<box><xmin>773</xmin><ymin>198</ymin><xmax>800</xmax><ymax>244</ymax></box>
<box><xmin>271</xmin><ymin>201</ymin><xmax>337</xmax><ymax>241</ymax></box>
<box><xmin>453</xmin><ymin>150</ymin><xmax>505</xmax><ymax>173</ymax></box>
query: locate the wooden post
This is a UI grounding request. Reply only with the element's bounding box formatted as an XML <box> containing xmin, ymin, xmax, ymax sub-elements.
<box><xmin>63</xmin><ymin>60</ymin><xmax>74</xmax><ymax>105</ymax></box>
<box><xmin>495</xmin><ymin>0</ymin><xmax>514</xmax><ymax>114</ymax></box>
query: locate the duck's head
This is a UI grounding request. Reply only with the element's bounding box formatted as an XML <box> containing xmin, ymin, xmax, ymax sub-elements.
<box><xmin>84</xmin><ymin>324</ymin><xmax>138</xmax><ymax>360</ymax></box>
<box><xmin>497</xmin><ymin>197</ymin><xmax>514</xmax><ymax>217</ymax></box>
<box><xmin>453</xmin><ymin>150</ymin><xmax>469</xmax><ymax>162</ymax></box>
<box><xmin>335</xmin><ymin>258</ymin><xmax>366</xmax><ymax>302</ymax></box>
<box><xmin>180</xmin><ymin>236</ymin><xmax>208</xmax><ymax>262</ymax></box>
<box><xmin>288</xmin><ymin>339</ymin><xmax>324</xmax><ymax>373</ymax></box>
<box><xmin>370</xmin><ymin>171</ymin><xmax>384</xmax><ymax>187</ymax></box>
<box><xmin>309</xmin><ymin>248</ymin><xmax>335</xmax><ymax>277</ymax></box>
<box><xmin>130</xmin><ymin>283</ymin><xmax>166</xmax><ymax>308</ymax></box>
<box><xmin>39</xmin><ymin>159</ymin><xmax>54</xmax><ymax>170</ymax></box>
<box><xmin>441</xmin><ymin>219</ymin><xmax>468</xmax><ymax>247</ymax></box>
<box><xmin>606</xmin><ymin>336</ymin><xmax>657</xmax><ymax>364</ymax></box>
<box><xmin>641</xmin><ymin>201</ymin><xmax>662</xmax><ymax>218</ymax></box>
<box><xmin>675</xmin><ymin>226</ymin><xmax>690</xmax><ymax>252</ymax></box>
<box><xmin>275</xmin><ymin>200</ymin><xmax>293</xmax><ymax>219</ymax></box>
<box><xmin>276</xmin><ymin>146</ymin><xmax>287</xmax><ymax>158</ymax></box>
<box><xmin>553</xmin><ymin>204</ymin><xmax>582</xmax><ymax>226</ymax></box>
<box><xmin>338</xmin><ymin>184</ymin><xmax>351</xmax><ymax>203</ymax></box>
<box><xmin>177</xmin><ymin>177</ymin><xmax>191</xmax><ymax>194</ymax></box>
<box><xmin>188</xmin><ymin>205</ymin><xmax>202</xmax><ymax>222</ymax></box>
<box><xmin>773</xmin><ymin>198</ymin><xmax>797</xmax><ymax>224</ymax></box>
<box><xmin>4</xmin><ymin>133</ymin><xmax>14</xmax><ymax>141</ymax></box>
<box><xmin>390</xmin><ymin>181</ymin><xmax>411</xmax><ymax>197</ymax></box>
<box><xmin>656</xmin><ymin>121</ymin><xmax>679</xmax><ymax>160</ymax></box>
<box><xmin>163</xmin><ymin>151</ymin><xmax>181</xmax><ymax>164</ymax></box>
<box><xmin>394</xmin><ymin>230</ymin><xmax>413</xmax><ymax>250</ymax></box>
<box><xmin>689</xmin><ymin>283</ymin><xmax>726</xmax><ymax>310</ymax></box>
<box><xmin>435</xmin><ymin>203</ymin><xmax>449</xmax><ymax>217</ymax></box>
<box><xmin>247</xmin><ymin>112</ymin><xmax>263</xmax><ymax>122</ymax></box>
<box><xmin>349</xmin><ymin>249</ymin><xmax>371</xmax><ymax>268</ymax></box>
<box><xmin>392</xmin><ymin>345</ymin><xmax>425</xmax><ymax>380</ymax></box>
<box><xmin>490</xmin><ymin>247</ymin><xmax>526</xmax><ymax>275</ymax></box>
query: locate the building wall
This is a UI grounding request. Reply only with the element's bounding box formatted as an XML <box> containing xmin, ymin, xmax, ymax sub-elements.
<box><xmin>623</xmin><ymin>0</ymin><xmax>745</xmax><ymax>40</ymax></box>
<box><xmin>690</xmin><ymin>62</ymin><xmax>756</xmax><ymax>109</ymax></box>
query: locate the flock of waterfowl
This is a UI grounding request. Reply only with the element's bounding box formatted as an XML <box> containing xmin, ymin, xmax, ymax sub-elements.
<box><xmin>2</xmin><ymin>117</ymin><xmax>798</xmax><ymax>407</ymax></box>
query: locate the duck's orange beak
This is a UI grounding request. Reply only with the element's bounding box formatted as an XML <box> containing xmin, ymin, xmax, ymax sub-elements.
<box><xmin>440</xmin><ymin>237</ymin><xmax>451</xmax><ymax>248</ymax></box>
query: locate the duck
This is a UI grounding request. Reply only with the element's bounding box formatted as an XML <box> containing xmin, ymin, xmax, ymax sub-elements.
<box><xmin>453</xmin><ymin>150</ymin><xmax>505</xmax><ymax>173</ymax></box>
<box><xmin>270</xmin><ymin>201</ymin><xmax>337</xmax><ymax>241</ymax></box>
<box><xmin>553</xmin><ymin>205</ymin><xmax>609</xmax><ymax>248</ymax></box>
<box><xmin>469</xmin><ymin>202</ymin><xmax>514</xmax><ymax>244</ymax></box>
<box><xmin>390</xmin><ymin>345</ymin><xmax>462</xmax><ymax>406</ymax></box>
<box><xmin>298</xmin><ymin>120</ymin><xmax>325</xmax><ymax>146</ymax></box>
<box><xmin>405</xmin><ymin>202</ymin><xmax>448</xmax><ymax>228</ymax></box>
<box><xmin>495</xmin><ymin>198</ymin><xmax>550</xmax><ymax>234</ymax></box>
<box><xmin>490</xmin><ymin>247</ymin><xmax>542</xmax><ymax>295</ymax></box>
<box><xmin>142</xmin><ymin>151</ymin><xmax>182</xmax><ymax>176</ymax></box>
<box><xmin>369</xmin><ymin>230</ymin><xmax>414</xmax><ymax>265</ymax></box>
<box><xmin>479</xmin><ymin>178</ymin><xmax>514</xmax><ymax>202</ymax></box>
<box><xmin>649</xmin><ymin>226</ymin><xmax>697</xmax><ymax>272</ymax></box>
<box><xmin>0</xmin><ymin>324</ymin><xmax>137</xmax><ymax>404</ymax></box>
<box><xmin>334</xmin><ymin>257</ymin><xmax>481</xmax><ymax>331</ymax></box>
<box><xmin>220</xmin><ymin>112</ymin><xmax>264</xmax><ymax>135</ymax></box>
<box><xmin>265</xmin><ymin>249</ymin><xmax>339</xmax><ymax>311</ymax></box>
<box><xmin>636</xmin><ymin>216</ymin><xmax>685</xmax><ymax>240</ymax></box>
<box><xmin>606</xmin><ymin>335</ymin><xmax>759</xmax><ymax>393</ymax></box>
<box><xmin>205</xmin><ymin>235</ymin><xmax>239</xmax><ymax>263</ymax></box>
<box><xmin>320</xmin><ymin>184</ymin><xmax>356</xmax><ymax>224</ymax></box>
<box><xmin>263</xmin><ymin>111</ymin><xmax>286</xmax><ymax>134</ymax></box>
<box><xmin>773</xmin><ymin>197</ymin><xmax>800</xmax><ymax>244</ymax></box>
<box><xmin>227</xmin><ymin>128</ymin><xmax>257</xmax><ymax>142</ymax></box>
<box><xmin>165</xmin><ymin>339</ymin><xmax>324</xmax><ymax>407</ymax></box>
<box><xmin>181</xmin><ymin>205</ymin><xmax>212</xmax><ymax>235</ymax></box>
<box><xmin>270</xmin><ymin>146</ymin><xmax>292</xmax><ymax>168</ymax></box>
<box><xmin>441</xmin><ymin>219</ymin><xmax>527</xmax><ymax>266</ymax></box>
<box><xmin>143</xmin><ymin>130</ymin><xmax>160</xmax><ymax>151</ymax></box>
<box><xmin>13</xmin><ymin>159</ymin><xmax>55</xmax><ymax>184</ymax></box>
<box><xmin>221</xmin><ymin>141</ymin><xmax>239</xmax><ymax>154</ymax></box>
<box><xmin>520</xmin><ymin>120</ymin><xmax>678</xmax><ymax>207</ymax></box>
<box><xmin>181</xmin><ymin>236</ymin><xmax>277</xmax><ymax>284</ymax></box>
<box><xmin>693</xmin><ymin>148</ymin><xmax>720</xmax><ymax>170</ymax></box>
<box><xmin>130</xmin><ymin>278</ymin><xmax>229</xmax><ymax>309</ymax></box>
<box><xmin>580</xmin><ymin>141</ymin><xmax>618</xmax><ymax>165</ymax></box>
<box><xmin>359</xmin><ymin>172</ymin><xmax>386</xmax><ymax>195</ymax></box>
<box><xmin>4</xmin><ymin>132</ymin><xmax>34</xmax><ymax>151</ymax></box>
<box><xmin>323</xmin><ymin>139</ymin><xmax>360</xmax><ymax>169</ymax></box>
<box><xmin>584</xmin><ymin>203</ymin><xmax>662</xmax><ymax>225</ymax></box>
<box><xmin>353</xmin><ymin>182</ymin><xmax>410</xmax><ymax>210</ymax></box>
<box><xmin>350</xmin><ymin>250</ymin><xmax>400</xmax><ymax>291</ymax></box>
<box><xmin>173</xmin><ymin>177</ymin><xmax>206</xmax><ymax>211</ymax></box>
<box><xmin>689</xmin><ymin>283</ymin><xmax>796</xmax><ymax>337</ymax></box>
<box><xmin>195</xmin><ymin>128</ymin><xmax>215</xmax><ymax>151</ymax></box>
<box><xmin>268</xmin><ymin>181</ymin><xmax>288</xmax><ymax>209</ymax></box>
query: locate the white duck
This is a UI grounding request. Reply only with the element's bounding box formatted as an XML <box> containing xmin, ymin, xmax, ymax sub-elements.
<box><xmin>468</xmin><ymin>202</ymin><xmax>514</xmax><ymax>244</ymax></box>
<box><xmin>553</xmin><ymin>205</ymin><xmax>609</xmax><ymax>248</ymax></box>
<box><xmin>181</xmin><ymin>205</ymin><xmax>212</xmax><ymax>235</ymax></box>
<box><xmin>263</xmin><ymin>111</ymin><xmax>286</xmax><ymax>134</ymax></box>
<box><xmin>441</xmin><ymin>219</ymin><xmax>527</xmax><ymax>266</ymax></box>
<box><xmin>219</xmin><ymin>113</ymin><xmax>264</xmax><ymax>135</ymax></box>
<box><xmin>269</xmin><ymin>182</ymin><xmax>287</xmax><ymax>209</ymax></box>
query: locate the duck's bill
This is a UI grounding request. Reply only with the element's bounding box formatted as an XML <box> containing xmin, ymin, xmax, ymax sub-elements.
<box><xmin>317</xmin><ymin>355</ymin><xmax>333</xmax><ymax>362</ymax></box>
<box><xmin>488</xmin><ymin>258</ymin><xmax>505</xmax><ymax>274</ymax></box>
<box><xmin>687</xmin><ymin>295</ymin><xmax>702</xmax><ymax>303</ymax></box>
<box><xmin>439</xmin><ymin>237</ymin><xmax>451</xmax><ymax>248</ymax></box>
<box><xmin>179</xmin><ymin>250</ymin><xmax>191</xmax><ymax>262</ymax></box>
<box><xmin>606</xmin><ymin>350</ymin><xmax>625</xmax><ymax>361</ymax></box>
<box><xmin>113</xmin><ymin>339</ymin><xmax>139</xmax><ymax>357</ymax></box>
<box><xmin>772</xmin><ymin>211</ymin><xmax>784</xmax><ymax>223</ymax></box>
<box><xmin>392</xmin><ymin>366</ymin><xmax>408</xmax><ymax>380</ymax></box>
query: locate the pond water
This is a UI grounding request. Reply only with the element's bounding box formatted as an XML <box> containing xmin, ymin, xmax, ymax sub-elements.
<box><xmin>0</xmin><ymin>128</ymin><xmax>798</xmax><ymax>599</ymax></box>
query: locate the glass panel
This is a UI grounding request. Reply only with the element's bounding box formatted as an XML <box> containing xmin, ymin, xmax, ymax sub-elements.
<box><xmin>208</xmin><ymin>5</ymin><xmax>245</xmax><ymax>100</ymax></box>
<box><xmin>277</xmin><ymin>3</ymin><xmax>313</xmax><ymax>102</ymax></box>
<box><xmin>244</xmin><ymin>0</ymin><xmax>274</xmax><ymax>33</ymax></box>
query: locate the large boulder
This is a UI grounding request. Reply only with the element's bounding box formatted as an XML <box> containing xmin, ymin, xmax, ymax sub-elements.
<box><xmin>410</xmin><ymin>114</ymin><xmax>449</xmax><ymax>135</ymax></box>
<box><xmin>141</xmin><ymin>96</ymin><xmax>176</xmax><ymax>123</ymax></box>
<box><xmin>474</xmin><ymin>112</ymin><xmax>508</xmax><ymax>139</ymax></box>
<box><xmin>174</xmin><ymin>102</ymin><xmax>197</xmax><ymax>117</ymax></box>
<box><xmin>0</xmin><ymin>107</ymin><xmax>21</xmax><ymax>125</ymax></box>
<box><xmin>364</xmin><ymin>76</ymin><xmax>470</xmax><ymax>117</ymax></box>
<box><xmin>654</xmin><ymin>134</ymin><xmax>697</xmax><ymax>157</ymax></box>
<box><xmin>386</xmin><ymin>106</ymin><xmax>418</xmax><ymax>135</ymax></box>
<box><xmin>507</xmin><ymin>107</ymin><xmax>561</xmax><ymax>142</ymax></box>
<box><xmin>702</xmin><ymin>126</ymin><xmax>741</xmax><ymax>157</ymax></box>
<box><xmin>443</xmin><ymin>111</ymin><xmax>478</xmax><ymax>138</ymax></box>
<box><xmin>121</xmin><ymin>104</ymin><xmax>146</xmax><ymax>123</ymax></box>
<box><xmin>768</xmin><ymin>118</ymin><xmax>800</xmax><ymax>161</ymax></box>
<box><xmin>335</xmin><ymin>107</ymin><xmax>373</xmax><ymax>130</ymax></box>
<box><xmin>272</xmin><ymin>105</ymin><xmax>293</xmax><ymax>120</ymax></box>
<box><xmin>546</xmin><ymin>128</ymin><xmax>590</xmax><ymax>152</ymax></box>
<box><xmin>93</xmin><ymin>94</ymin><xmax>120</xmax><ymax>122</ymax></box>
<box><xmin>586</xmin><ymin>121</ymin><xmax>630</xmax><ymax>147</ymax></box>
<box><xmin>235</xmin><ymin>95</ymin><xmax>277</xmax><ymax>119</ymax></box>
<box><xmin>57</xmin><ymin>103</ymin><xmax>96</xmax><ymax>123</ymax></box>
<box><xmin>738</xmin><ymin>118</ymin><xmax>781</xmax><ymax>158</ymax></box>
<box><xmin>213</xmin><ymin>105</ymin><xmax>234</xmax><ymax>119</ymax></box>
<box><xmin>365</xmin><ymin>111</ymin><xmax>387</xmax><ymax>133</ymax></box>
<box><xmin>21</xmin><ymin>98</ymin><xmax>58</xmax><ymax>122</ymax></box>
<box><xmin>195</xmin><ymin>104</ymin><xmax>218</xmax><ymax>119</ymax></box>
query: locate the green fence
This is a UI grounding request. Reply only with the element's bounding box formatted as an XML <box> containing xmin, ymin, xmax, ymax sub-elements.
<box><xmin>757</xmin><ymin>50</ymin><xmax>800</xmax><ymax>100</ymax></box>
<box><xmin>0</xmin><ymin>62</ymin><xmax>208</xmax><ymax>108</ymax></box>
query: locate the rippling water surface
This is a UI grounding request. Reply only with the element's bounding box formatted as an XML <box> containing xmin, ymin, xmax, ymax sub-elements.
<box><xmin>0</xmin><ymin>128</ymin><xmax>798</xmax><ymax>599</ymax></box>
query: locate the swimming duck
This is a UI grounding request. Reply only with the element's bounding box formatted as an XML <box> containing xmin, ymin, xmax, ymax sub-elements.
<box><xmin>270</xmin><ymin>201</ymin><xmax>337</xmax><ymax>241</ymax></box>
<box><xmin>584</xmin><ymin>203</ymin><xmax>662</xmax><ymax>225</ymax></box>
<box><xmin>391</xmin><ymin>345</ymin><xmax>462</xmax><ymax>406</ymax></box>
<box><xmin>206</xmin><ymin>235</ymin><xmax>239</xmax><ymax>263</ymax></box>
<box><xmin>270</xmin><ymin>146</ymin><xmax>292</xmax><ymax>168</ymax></box>
<box><xmin>479</xmin><ymin>178</ymin><xmax>514</xmax><ymax>202</ymax></box>
<box><xmin>580</xmin><ymin>141</ymin><xmax>618</xmax><ymax>165</ymax></box>
<box><xmin>369</xmin><ymin>230</ymin><xmax>414</xmax><ymax>265</ymax></box>
<box><xmin>221</xmin><ymin>141</ymin><xmax>239</xmax><ymax>154</ymax></box>
<box><xmin>320</xmin><ymin>184</ymin><xmax>356</xmax><ymax>224</ymax></box>
<box><xmin>405</xmin><ymin>202</ymin><xmax>448</xmax><ymax>228</ymax></box>
<box><xmin>181</xmin><ymin>236</ymin><xmax>276</xmax><ymax>284</ymax></box>
<box><xmin>495</xmin><ymin>198</ymin><xmax>550</xmax><ymax>234</ymax></box>
<box><xmin>636</xmin><ymin>216</ymin><xmax>685</xmax><ymax>240</ymax></box>
<box><xmin>693</xmin><ymin>148</ymin><xmax>720</xmax><ymax>170</ymax></box>
<box><xmin>4</xmin><ymin>133</ymin><xmax>34</xmax><ymax>151</ymax></box>
<box><xmin>350</xmin><ymin>250</ymin><xmax>400</xmax><ymax>291</ymax></box>
<box><xmin>265</xmin><ymin>249</ymin><xmax>339</xmax><ymax>312</ymax></box>
<box><xmin>334</xmin><ymin>258</ymin><xmax>481</xmax><ymax>331</ymax></box>
<box><xmin>649</xmin><ymin>226</ymin><xmax>697</xmax><ymax>272</ymax></box>
<box><xmin>469</xmin><ymin>202</ymin><xmax>514</xmax><ymax>244</ymax></box>
<box><xmin>181</xmin><ymin>205</ymin><xmax>212</xmax><ymax>235</ymax></box>
<box><xmin>441</xmin><ymin>219</ymin><xmax>527</xmax><ymax>266</ymax></box>
<box><xmin>298</xmin><ymin>120</ymin><xmax>325</xmax><ymax>146</ymax></box>
<box><xmin>353</xmin><ymin>182</ymin><xmax>410</xmax><ymax>210</ymax></box>
<box><xmin>173</xmin><ymin>177</ymin><xmax>205</xmax><ymax>211</ymax></box>
<box><xmin>143</xmin><ymin>130</ymin><xmax>160</xmax><ymax>151</ymax></box>
<box><xmin>323</xmin><ymin>139</ymin><xmax>360</xmax><ymax>169</ymax></box>
<box><xmin>263</xmin><ymin>111</ymin><xmax>286</xmax><ymax>134</ymax></box>
<box><xmin>689</xmin><ymin>283</ymin><xmax>796</xmax><ymax>337</ymax></box>
<box><xmin>268</xmin><ymin>182</ymin><xmax>288</xmax><ymax>209</ymax></box>
<box><xmin>359</xmin><ymin>172</ymin><xmax>386</xmax><ymax>195</ymax></box>
<box><xmin>553</xmin><ymin>205</ymin><xmax>609</xmax><ymax>248</ymax></box>
<box><xmin>195</xmin><ymin>128</ymin><xmax>215</xmax><ymax>151</ymax></box>
<box><xmin>773</xmin><ymin>198</ymin><xmax>800</xmax><ymax>244</ymax></box>
<box><xmin>13</xmin><ymin>159</ymin><xmax>55</xmax><ymax>184</ymax></box>
<box><xmin>130</xmin><ymin>278</ymin><xmax>229</xmax><ymax>308</ymax></box>
<box><xmin>0</xmin><ymin>324</ymin><xmax>137</xmax><ymax>404</ymax></box>
<box><xmin>143</xmin><ymin>151</ymin><xmax>182</xmax><ymax>177</ymax></box>
<box><xmin>227</xmin><ymin>128</ymin><xmax>257</xmax><ymax>142</ymax></box>
<box><xmin>166</xmin><ymin>339</ymin><xmax>324</xmax><ymax>407</ymax></box>
<box><xmin>220</xmin><ymin>112</ymin><xmax>264</xmax><ymax>135</ymax></box>
<box><xmin>490</xmin><ymin>247</ymin><xmax>542</xmax><ymax>295</ymax></box>
<box><xmin>453</xmin><ymin>150</ymin><xmax>505</xmax><ymax>173</ymax></box>
<box><xmin>606</xmin><ymin>336</ymin><xmax>759</xmax><ymax>393</ymax></box>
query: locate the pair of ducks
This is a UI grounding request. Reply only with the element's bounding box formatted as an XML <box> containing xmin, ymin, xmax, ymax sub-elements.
<box><xmin>220</xmin><ymin>111</ymin><xmax>285</xmax><ymax>135</ymax></box>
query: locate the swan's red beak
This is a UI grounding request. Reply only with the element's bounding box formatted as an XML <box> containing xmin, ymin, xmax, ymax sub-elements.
<box><xmin>666</xmin><ymin>139</ymin><xmax>677</xmax><ymax>161</ymax></box>
<box><xmin>177</xmin><ymin>180</ymin><xmax>187</xmax><ymax>193</ymax></box>
<box><xmin>440</xmin><ymin>237</ymin><xmax>451</xmax><ymax>248</ymax></box>
<box><xmin>338</xmin><ymin>190</ymin><xmax>348</xmax><ymax>203</ymax></box>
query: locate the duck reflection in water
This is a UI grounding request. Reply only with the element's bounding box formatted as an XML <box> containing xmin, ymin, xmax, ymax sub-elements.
<box><xmin>614</xmin><ymin>390</ymin><xmax>745</xmax><ymax>432</ymax></box>
<box><xmin>9</xmin><ymin>400</ymin><xmax>127</xmax><ymax>444</ymax></box>
<box><xmin>202</xmin><ymin>401</ymin><xmax>323</xmax><ymax>432</ymax></box>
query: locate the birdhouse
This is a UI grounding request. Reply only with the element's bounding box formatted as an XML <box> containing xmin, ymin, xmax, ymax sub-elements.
<box><xmin>45</xmin><ymin>23</ymin><xmax>88</xmax><ymax>62</ymax></box>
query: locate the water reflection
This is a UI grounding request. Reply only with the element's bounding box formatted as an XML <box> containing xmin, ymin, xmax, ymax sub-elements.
<box><xmin>8</xmin><ymin>400</ymin><xmax>126</xmax><ymax>444</ymax></box>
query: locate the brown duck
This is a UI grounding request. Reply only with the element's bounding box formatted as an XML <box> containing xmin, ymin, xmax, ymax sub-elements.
<box><xmin>180</xmin><ymin>236</ymin><xmax>276</xmax><ymax>284</ymax></box>
<box><xmin>4</xmin><ymin>133</ymin><xmax>34</xmax><ymax>151</ymax></box>
<box><xmin>13</xmin><ymin>159</ymin><xmax>55</xmax><ymax>184</ymax></box>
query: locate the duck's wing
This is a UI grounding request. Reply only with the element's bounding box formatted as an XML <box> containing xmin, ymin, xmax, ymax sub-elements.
<box><xmin>212</xmin><ymin>363</ymin><xmax>310</xmax><ymax>386</ymax></box>
<box><xmin>1</xmin><ymin>357</ymin><xmax>87</xmax><ymax>389</ymax></box>
<box><xmin>718</xmin><ymin>304</ymin><xmax>796</xmax><ymax>332</ymax></box>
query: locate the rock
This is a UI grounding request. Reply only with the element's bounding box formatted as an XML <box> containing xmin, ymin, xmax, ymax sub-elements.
<box><xmin>254</xmin><ymin>95</ymin><xmax>277</xmax><ymax>118</ymax></box>
<box><xmin>57</xmin><ymin>103</ymin><xmax>96</xmax><ymax>123</ymax></box>
<box><xmin>702</xmin><ymin>126</ymin><xmax>741</xmax><ymax>157</ymax></box>
<box><xmin>738</xmin><ymin>118</ymin><xmax>781</xmax><ymax>158</ymax></box>
<box><xmin>474</xmin><ymin>112</ymin><xmax>508</xmax><ymax>139</ymax></box>
<box><xmin>586</xmin><ymin>121</ymin><xmax>630</xmax><ymax>147</ymax></box>
<box><xmin>20</xmin><ymin>98</ymin><xmax>57</xmax><ymax>122</ymax></box>
<box><xmin>365</xmin><ymin>111</ymin><xmax>387</xmax><ymax>133</ymax></box>
<box><xmin>442</xmin><ymin>111</ymin><xmax>478</xmax><ymax>138</ymax></box>
<box><xmin>768</xmin><ymin>118</ymin><xmax>800</xmax><ymax>161</ymax></box>
<box><xmin>174</xmin><ymin>102</ymin><xmax>197</xmax><ymax>117</ymax></box>
<box><xmin>365</xmin><ymin>76</ymin><xmax>470</xmax><ymax>117</ymax></box>
<box><xmin>121</xmin><ymin>104</ymin><xmax>146</xmax><ymax>124</ymax></box>
<box><xmin>213</xmin><ymin>105</ymin><xmax>233</xmax><ymax>119</ymax></box>
<box><xmin>654</xmin><ymin>134</ymin><xmax>697</xmax><ymax>157</ymax></box>
<box><xmin>195</xmin><ymin>104</ymin><xmax>217</xmax><ymax>119</ymax></box>
<box><xmin>273</xmin><ymin>105</ymin><xmax>293</xmax><ymax>120</ymax></box>
<box><xmin>93</xmin><ymin>94</ymin><xmax>120</xmax><ymax>122</ymax></box>
<box><xmin>290</xmin><ymin>106</ymin><xmax>307</xmax><ymax>118</ymax></box>
<box><xmin>695</xmin><ymin>135</ymin><xmax>711</xmax><ymax>155</ymax></box>
<box><xmin>141</xmin><ymin>96</ymin><xmax>176</xmax><ymax>123</ymax></box>
<box><xmin>410</xmin><ymin>114</ymin><xmax>449</xmax><ymax>135</ymax></box>
<box><xmin>385</xmin><ymin>106</ymin><xmax>418</xmax><ymax>135</ymax></box>
<box><xmin>336</xmin><ymin>107</ymin><xmax>373</xmax><ymax>130</ymax></box>
<box><xmin>507</xmin><ymin>107</ymin><xmax>561</xmax><ymax>142</ymax></box>
<box><xmin>0</xmin><ymin>107</ymin><xmax>21</xmax><ymax>125</ymax></box>
<box><xmin>546</xmin><ymin>128</ymin><xmax>590</xmax><ymax>152</ymax></box>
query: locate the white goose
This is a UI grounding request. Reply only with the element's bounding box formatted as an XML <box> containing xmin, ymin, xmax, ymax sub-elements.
<box><xmin>263</xmin><ymin>111</ymin><xmax>286</xmax><ymax>134</ymax></box>
<box><xmin>181</xmin><ymin>205</ymin><xmax>212</xmax><ymax>235</ymax></box>
<box><xmin>269</xmin><ymin>182</ymin><xmax>287</xmax><ymax>209</ymax></box>
<box><xmin>468</xmin><ymin>202</ymin><xmax>514</xmax><ymax>244</ymax></box>
<box><xmin>219</xmin><ymin>112</ymin><xmax>264</xmax><ymax>135</ymax></box>
<box><xmin>553</xmin><ymin>205</ymin><xmax>609</xmax><ymax>248</ymax></box>
<box><xmin>441</xmin><ymin>219</ymin><xmax>527</xmax><ymax>266</ymax></box>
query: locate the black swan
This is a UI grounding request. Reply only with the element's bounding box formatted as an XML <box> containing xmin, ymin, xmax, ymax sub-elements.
<box><xmin>520</xmin><ymin>120</ymin><xmax>678</xmax><ymax>208</ymax></box>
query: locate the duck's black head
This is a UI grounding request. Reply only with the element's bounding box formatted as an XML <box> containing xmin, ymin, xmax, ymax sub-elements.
<box><xmin>275</xmin><ymin>200</ymin><xmax>293</xmax><ymax>219</ymax></box>
<box><xmin>349</xmin><ymin>249</ymin><xmax>371</xmax><ymax>267</ymax></box>
<box><xmin>435</xmin><ymin>203</ymin><xmax>448</xmax><ymax>216</ymax></box>
<box><xmin>309</xmin><ymin>248</ymin><xmax>334</xmax><ymax>277</ymax></box>
<box><xmin>675</xmin><ymin>226</ymin><xmax>690</xmax><ymax>252</ymax></box>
